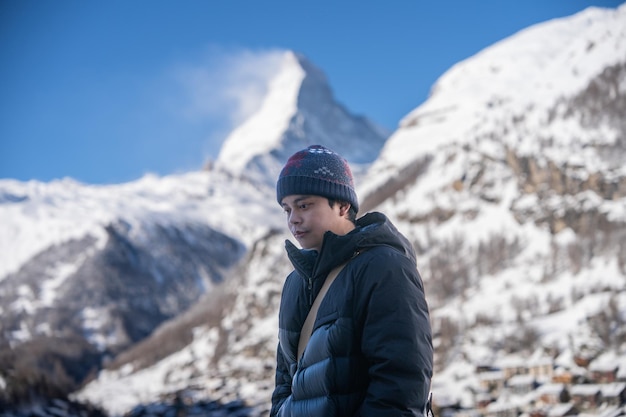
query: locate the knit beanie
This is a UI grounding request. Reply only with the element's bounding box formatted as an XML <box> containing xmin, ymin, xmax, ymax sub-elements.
<box><xmin>276</xmin><ymin>145</ymin><xmax>359</xmax><ymax>212</ymax></box>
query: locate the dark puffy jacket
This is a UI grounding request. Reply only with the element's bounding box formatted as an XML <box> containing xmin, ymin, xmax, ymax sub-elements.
<box><xmin>270</xmin><ymin>212</ymin><xmax>433</xmax><ymax>417</ymax></box>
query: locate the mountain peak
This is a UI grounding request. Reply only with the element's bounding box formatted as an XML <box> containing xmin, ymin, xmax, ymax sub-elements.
<box><xmin>216</xmin><ymin>50</ymin><xmax>388</xmax><ymax>186</ymax></box>
<box><xmin>216</xmin><ymin>51</ymin><xmax>304</xmax><ymax>175</ymax></box>
<box><xmin>363</xmin><ymin>4</ymin><xmax>626</xmax><ymax>199</ymax></box>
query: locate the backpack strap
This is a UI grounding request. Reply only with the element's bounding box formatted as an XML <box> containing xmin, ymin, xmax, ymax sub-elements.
<box><xmin>297</xmin><ymin>262</ymin><xmax>347</xmax><ymax>361</ymax></box>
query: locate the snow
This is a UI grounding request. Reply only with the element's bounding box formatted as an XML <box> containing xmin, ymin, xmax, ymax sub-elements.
<box><xmin>75</xmin><ymin>326</ymin><xmax>221</xmax><ymax>416</ymax></box>
<box><xmin>40</xmin><ymin>260</ymin><xmax>82</xmax><ymax>306</ymax></box>
<box><xmin>216</xmin><ymin>50</ymin><xmax>387</xmax><ymax>185</ymax></box>
<box><xmin>0</xmin><ymin>169</ymin><xmax>281</xmax><ymax>281</ymax></box>
<box><xmin>217</xmin><ymin>51</ymin><xmax>303</xmax><ymax>173</ymax></box>
<box><xmin>602</xmin><ymin>382</ymin><xmax>626</xmax><ymax>397</ymax></box>
<box><xmin>80</xmin><ymin>307</ymin><xmax>117</xmax><ymax>351</ymax></box>
<box><xmin>367</xmin><ymin>3</ymin><xmax>626</xmax><ymax>196</ymax></box>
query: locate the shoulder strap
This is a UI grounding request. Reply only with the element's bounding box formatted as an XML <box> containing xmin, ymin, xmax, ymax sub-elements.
<box><xmin>297</xmin><ymin>262</ymin><xmax>347</xmax><ymax>361</ymax></box>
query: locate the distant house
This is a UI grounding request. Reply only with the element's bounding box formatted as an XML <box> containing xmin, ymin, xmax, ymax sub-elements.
<box><xmin>552</xmin><ymin>365</ymin><xmax>586</xmax><ymax>385</ymax></box>
<box><xmin>507</xmin><ymin>374</ymin><xmax>536</xmax><ymax>395</ymax></box>
<box><xmin>528</xmin><ymin>403</ymin><xmax>578</xmax><ymax>417</ymax></box>
<box><xmin>528</xmin><ymin>357</ymin><xmax>554</xmax><ymax>380</ymax></box>
<box><xmin>484</xmin><ymin>400</ymin><xmax>520</xmax><ymax>417</ymax></box>
<box><xmin>479</xmin><ymin>371</ymin><xmax>505</xmax><ymax>394</ymax></box>
<box><xmin>601</xmin><ymin>382</ymin><xmax>626</xmax><ymax>406</ymax></box>
<box><xmin>589</xmin><ymin>361</ymin><xmax>619</xmax><ymax>383</ymax></box>
<box><xmin>546</xmin><ymin>403</ymin><xmax>577</xmax><ymax>417</ymax></box>
<box><xmin>536</xmin><ymin>383</ymin><xmax>568</xmax><ymax>405</ymax></box>
<box><xmin>498</xmin><ymin>356</ymin><xmax>527</xmax><ymax>380</ymax></box>
<box><xmin>552</xmin><ymin>369</ymin><xmax>574</xmax><ymax>385</ymax></box>
<box><xmin>570</xmin><ymin>384</ymin><xmax>602</xmax><ymax>410</ymax></box>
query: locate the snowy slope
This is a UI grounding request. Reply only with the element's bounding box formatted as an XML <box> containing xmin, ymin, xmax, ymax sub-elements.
<box><xmin>74</xmin><ymin>230</ymin><xmax>292</xmax><ymax>416</ymax></box>
<box><xmin>364</xmin><ymin>4</ymin><xmax>626</xmax><ymax>192</ymax></box>
<box><xmin>0</xmin><ymin>167</ymin><xmax>282</xmax><ymax>398</ymax></box>
<box><xmin>0</xmin><ymin>171</ymin><xmax>277</xmax><ymax>282</ymax></box>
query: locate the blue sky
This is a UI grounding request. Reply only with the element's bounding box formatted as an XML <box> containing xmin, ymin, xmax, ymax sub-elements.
<box><xmin>1</xmin><ymin>0</ymin><xmax>623</xmax><ymax>184</ymax></box>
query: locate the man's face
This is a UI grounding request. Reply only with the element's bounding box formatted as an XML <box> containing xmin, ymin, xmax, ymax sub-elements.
<box><xmin>280</xmin><ymin>195</ymin><xmax>348</xmax><ymax>252</ymax></box>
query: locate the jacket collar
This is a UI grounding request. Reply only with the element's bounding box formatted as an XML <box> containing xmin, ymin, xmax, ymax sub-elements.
<box><xmin>285</xmin><ymin>211</ymin><xmax>416</xmax><ymax>280</ymax></box>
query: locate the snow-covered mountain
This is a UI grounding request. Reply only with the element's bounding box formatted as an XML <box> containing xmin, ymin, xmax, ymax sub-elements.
<box><xmin>2</xmin><ymin>4</ymin><xmax>626</xmax><ymax>417</ymax></box>
<box><xmin>216</xmin><ymin>50</ymin><xmax>389</xmax><ymax>184</ymax></box>
<box><xmin>358</xmin><ymin>3</ymin><xmax>626</xmax><ymax>410</ymax></box>
<box><xmin>0</xmin><ymin>170</ymin><xmax>278</xmax><ymax>407</ymax></box>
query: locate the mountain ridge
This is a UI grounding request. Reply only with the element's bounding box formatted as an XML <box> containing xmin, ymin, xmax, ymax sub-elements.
<box><xmin>368</xmin><ymin>4</ymin><xmax>626</xmax><ymax>200</ymax></box>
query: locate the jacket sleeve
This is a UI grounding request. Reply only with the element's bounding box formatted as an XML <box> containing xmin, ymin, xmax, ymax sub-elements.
<box><xmin>355</xmin><ymin>251</ymin><xmax>433</xmax><ymax>417</ymax></box>
<box><xmin>270</xmin><ymin>341</ymin><xmax>292</xmax><ymax>417</ymax></box>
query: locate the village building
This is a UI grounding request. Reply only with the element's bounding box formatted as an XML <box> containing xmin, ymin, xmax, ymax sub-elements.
<box><xmin>506</xmin><ymin>374</ymin><xmax>537</xmax><ymax>396</ymax></box>
<box><xmin>545</xmin><ymin>403</ymin><xmax>578</xmax><ymax>417</ymax></box>
<box><xmin>529</xmin><ymin>403</ymin><xmax>579</xmax><ymax>417</ymax></box>
<box><xmin>432</xmin><ymin>355</ymin><xmax>626</xmax><ymax>416</ymax></box>
<box><xmin>569</xmin><ymin>384</ymin><xmax>602</xmax><ymax>410</ymax></box>
<box><xmin>528</xmin><ymin>357</ymin><xmax>554</xmax><ymax>380</ymax></box>
<box><xmin>497</xmin><ymin>356</ymin><xmax>528</xmax><ymax>380</ymax></box>
<box><xmin>600</xmin><ymin>382</ymin><xmax>626</xmax><ymax>407</ymax></box>
<box><xmin>552</xmin><ymin>367</ymin><xmax>575</xmax><ymax>385</ymax></box>
<box><xmin>479</xmin><ymin>371</ymin><xmax>506</xmax><ymax>394</ymax></box>
<box><xmin>535</xmin><ymin>383</ymin><xmax>569</xmax><ymax>406</ymax></box>
<box><xmin>589</xmin><ymin>362</ymin><xmax>619</xmax><ymax>383</ymax></box>
<box><xmin>484</xmin><ymin>398</ymin><xmax>523</xmax><ymax>417</ymax></box>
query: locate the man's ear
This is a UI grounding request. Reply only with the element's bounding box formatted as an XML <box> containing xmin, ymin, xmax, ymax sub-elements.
<box><xmin>338</xmin><ymin>201</ymin><xmax>352</xmax><ymax>217</ymax></box>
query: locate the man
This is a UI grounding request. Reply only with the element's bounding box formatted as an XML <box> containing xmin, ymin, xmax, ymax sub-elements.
<box><xmin>271</xmin><ymin>145</ymin><xmax>433</xmax><ymax>417</ymax></box>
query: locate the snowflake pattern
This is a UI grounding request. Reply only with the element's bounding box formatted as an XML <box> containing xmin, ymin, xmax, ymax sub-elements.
<box><xmin>309</xmin><ymin>147</ymin><xmax>334</xmax><ymax>155</ymax></box>
<box><xmin>314</xmin><ymin>166</ymin><xmax>334</xmax><ymax>177</ymax></box>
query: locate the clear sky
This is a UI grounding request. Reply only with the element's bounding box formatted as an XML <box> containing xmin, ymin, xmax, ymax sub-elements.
<box><xmin>1</xmin><ymin>0</ymin><xmax>623</xmax><ymax>184</ymax></box>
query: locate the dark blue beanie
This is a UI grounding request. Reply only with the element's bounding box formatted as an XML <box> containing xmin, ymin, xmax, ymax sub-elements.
<box><xmin>276</xmin><ymin>145</ymin><xmax>359</xmax><ymax>212</ymax></box>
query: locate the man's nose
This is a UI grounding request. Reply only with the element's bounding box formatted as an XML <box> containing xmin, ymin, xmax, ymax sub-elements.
<box><xmin>288</xmin><ymin>211</ymin><xmax>301</xmax><ymax>225</ymax></box>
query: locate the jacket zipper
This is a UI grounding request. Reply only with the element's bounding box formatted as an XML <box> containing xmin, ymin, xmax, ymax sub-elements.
<box><xmin>305</xmin><ymin>249</ymin><xmax>361</xmax><ymax>307</ymax></box>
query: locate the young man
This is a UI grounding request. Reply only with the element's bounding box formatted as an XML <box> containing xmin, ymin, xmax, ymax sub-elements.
<box><xmin>271</xmin><ymin>145</ymin><xmax>433</xmax><ymax>417</ymax></box>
